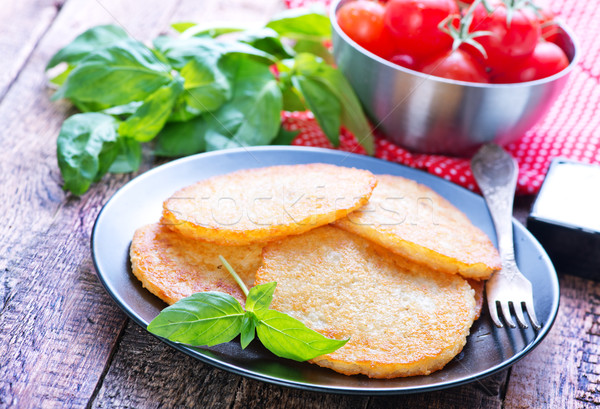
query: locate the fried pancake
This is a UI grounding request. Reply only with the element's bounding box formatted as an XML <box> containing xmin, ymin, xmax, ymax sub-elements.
<box><xmin>161</xmin><ymin>164</ymin><xmax>377</xmax><ymax>246</ymax></box>
<box><xmin>130</xmin><ymin>223</ymin><xmax>262</xmax><ymax>305</ymax></box>
<box><xmin>467</xmin><ymin>279</ymin><xmax>484</xmax><ymax>320</ymax></box>
<box><xmin>254</xmin><ymin>226</ymin><xmax>477</xmax><ymax>379</ymax></box>
<box><xmin>334</xmin><ymin>175</ymin><xmax>501</xmax><ymax>279</ymax></box>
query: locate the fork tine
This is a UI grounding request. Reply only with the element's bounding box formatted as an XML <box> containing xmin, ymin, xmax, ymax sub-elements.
<box><xmin>513</xmin><ymin>302</ymin><xmax>529</xmax><ymax>329</ymax></box>
<box><xmin>500</xmin><ymin>301</ymin><xmax>517</xmax><ymax>328</ymax></box>
<box><xmin>525</xmin><ymin>301</ymin><xmax>542</xmax><ymax>330</ymax></box>
<box><xmin>488</xmin><ymin>300</ymin><xmax>504</xmax><ymax>328</ymax></box>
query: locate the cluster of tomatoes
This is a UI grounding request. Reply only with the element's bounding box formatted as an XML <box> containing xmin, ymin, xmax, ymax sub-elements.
<box><xmin>336</xmin><ymin>0</ymin><xmax>570</xmax><ymax>83</ymax></box>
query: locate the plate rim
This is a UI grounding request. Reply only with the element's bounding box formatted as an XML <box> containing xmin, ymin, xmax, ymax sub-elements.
<box><xmin>91</xmin><ymin>146</ymin><xmax>560</xmax><ymax>395</ymax></box>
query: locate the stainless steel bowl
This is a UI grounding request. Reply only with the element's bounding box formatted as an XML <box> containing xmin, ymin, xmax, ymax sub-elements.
<box><xmin>330</xmin><ymin>0</ymin><xmax>579</xmax><ymax>156</ymax></box>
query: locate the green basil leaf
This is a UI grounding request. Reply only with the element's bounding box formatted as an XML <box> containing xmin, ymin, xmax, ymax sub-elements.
<box><xmin>118</xmin><ymin>78</ymin><xmax>184</xmax><ymax>142</ymax></box>
<box><xmin>56</xmin><ymin>113</ymin><xmax>120</xmax><ymax>195</ymax></box>
<box><xmin>292</xmin><ymin>75</ymin><xmax>341</xmax><ymax>147</ymax></box>
<box><xmin>48</xmin><ymin>65</ymin><xmax>73</xmax><ymax>87</ymax></box>
<box><xmin>179</xmin><ymin>57</ymin><xmax>231</xmax><ymax>115</ymax></box>
<box><xmin>46</xmin><ymin>25</ymin><xmax>129</xmax><ymax>70</ymax></box>
<box><xmin>202</xmin><ymin>55</ymin><xmax>282</xmax><ymax>150</ymax></box>
<box><xmin>171</xmin><ymin>22</ymin><xmax>197</xmax><ymax>33</ymax></box>
<box><xmin>53</xmin><ymin>39</ymin><xmax>172</xmax><ymax>106</ymax></box>
<box><xmin>293</xmin><ymin>39</ymin><xmax>333</xmax><ymax>65</ymax></box>
<box><xmin>281</xmin><ymin>86</ymin><xmax>306</xmax><ymax>112</ymax></box>
<box><xmin>147</xmin><ymin>292</ymin><xmax>245</xmax><ymax>347</ymax></box>
<box><xmin>240</xmin><ymin>314</ymin><xmax>256</xmax><ymax>349</ymax></box>
<box><xmin>271</xmin><ymin>127</ymin><xmax>300</xmax><ymax>145</ymax></box>
<box><xmin>183</xmin><ymin>26</ymin><xmax>245</xmax><ymax>39</ymax></box>
<box><xmin>236</xmin><ymin>28</ymin><xmax>295</xmax><ymax>60</ymax></box>
<box><xmin>154</xmin><ymin>36</ymin><xmax>274</xmax><ymax>70</ymax></box>
<box><xmin>108</xmin><ymin>137</ymin><xmax>142</xmax><ymax>173</ymax></box>
<box><xmin>154</xmin><ymin>116</ymin><xmax>207</xmax><ymax>157</ymax></box>
<box><xmin>72</xmin><ymin>100</ymin><xmax>111</xmax><ymax>113</ymax></box>
<box><xmin>245</xmin><ymin>282</ymin><xmax>277</xmax><ymax>316</ymax></box>
<box><xmin>293</xmin><ymin>53</ymin><xmax>374</xmax><ymax>155</ymax></box>
<box><xmin>256</xmin><ymin>309</ymin><xmax>348</xmax><ymax>361</ymax></box>
<box><xmin>266</xmin><ymin>6</ymin><xmax>330</xmax><ymax>41</ymax></box>
<box><xmin>102</xmin><ymin>101</ymin><xmax>144</xmax><ymax>116</ymax></box>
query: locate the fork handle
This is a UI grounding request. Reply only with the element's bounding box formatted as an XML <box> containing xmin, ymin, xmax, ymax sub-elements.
<box><xmin>471</xmin><ymin>144</ymin><xmax>518</xmax><ymax>267</ymax></box>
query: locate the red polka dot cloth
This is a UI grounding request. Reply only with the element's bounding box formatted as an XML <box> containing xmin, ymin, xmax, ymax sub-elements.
<box><xmin>281</xmin><ymin>0</ymin><xmax>600</xmax><ymax>195</ymax></box>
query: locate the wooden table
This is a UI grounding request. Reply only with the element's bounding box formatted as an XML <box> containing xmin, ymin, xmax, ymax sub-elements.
<box><xmin>1</xmin><ymin>0</ymin><xmax>599</xmax><ymax>407</ymax></box>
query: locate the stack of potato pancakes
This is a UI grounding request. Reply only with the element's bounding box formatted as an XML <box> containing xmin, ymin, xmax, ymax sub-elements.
<box><xmin>130</xmin><ymin>163</ymin><xmax>500</xmax><ymax>379</ymax></box>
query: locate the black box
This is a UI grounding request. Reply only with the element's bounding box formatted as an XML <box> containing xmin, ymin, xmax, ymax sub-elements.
<box><xmin>527</xmin><ymin>158</ymin><xmax>600</xmax><ymax>281</ymax></box>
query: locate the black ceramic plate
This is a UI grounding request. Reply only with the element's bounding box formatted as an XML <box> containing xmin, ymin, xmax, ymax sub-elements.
<box><xmin>91</xmin><ymin>146</ymin><xmax>559</xmax><ymax>395</ymax></box>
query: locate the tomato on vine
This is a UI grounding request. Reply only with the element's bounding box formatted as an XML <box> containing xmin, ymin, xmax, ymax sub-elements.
<box><xmin>470</xmin><ymin>1</ymin><xmax>541</xmax><ymax>73</ymax></box>
<box><xmin>492</xmin><ymin>41</ymin><xmax>569</xmax><ymax>82</ymax></box>
<box><xmin>421</xmin><ymin>48</ymin><xmax>490</xmax><ymax>82</ymax></box>
<box><xmin>383</xmin><ymin>0</ymin><xmax>459</xmax><ymax>60</ymax></box>
<box><xmin>336</xmin><ymin>0</ymin><xmax>395</xmax><ymax>58</ymax></box>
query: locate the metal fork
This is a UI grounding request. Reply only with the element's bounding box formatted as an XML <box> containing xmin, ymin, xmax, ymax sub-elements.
<box><xmin>471</xmin><ymin>144</ymin><xmax>541</xmax><ymax>330</ymax></box>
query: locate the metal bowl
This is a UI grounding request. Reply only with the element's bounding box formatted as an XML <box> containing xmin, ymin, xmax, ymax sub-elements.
<box><xmin>330</xmin><ymin>0</ymin><xmax>579</xmax><ymax>156</ymax></box>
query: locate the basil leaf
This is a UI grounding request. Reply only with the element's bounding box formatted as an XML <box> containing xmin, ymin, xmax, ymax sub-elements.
<box><xmin>245</xmin><ymin>282</ymin><xmax>277</xmax><ymax>316</ymax></box>
<box><xmin>293</xmin><ymin>53</ymin><xmax>374</xmax><ymax>155</ymax></box>
<box><xmin>154</xmin><ymin>36</ymin><xmax>274</xmax><ymax>70</ymax></box>
<box><xmin>178</xmin><ymin>57</ymin><xmax>231</xmax><ymax>115</ymax></box>
<box><xmin>184</xmin><ymin>26</ymin><xmax>245</xmax><ymax>39</ymax></box>
<box><xmin>202</xmin><ymin>55</ymin><xmax>282</xmax><ymax>150</ymax></box>
<box><xmin>53</xmin><ymin>39</ymin><xmax>173</xmax><ymax>106</ymax></box>
<box><xmin>48</xmin><ymin>66</ymin><xmax>73</xmax><ymax>87</ymax></box>
<box><xmin>72</xmin><ymin>100</ymin><xmax>111</xmax><ymax>113</ymax></box>
<box><xmin>147</xmin><ymin>292</ymin><xmax>245</xmax><ymax>347</ymax></box>
<box><xmin>236</xmin><ymin>28</ymin><xmax>295</xmax><ymax>60</ymax></box>
<box><xmin>102</xmin><ymin>101</ymin><xmax>144</xmax><ymax>116</ymax></box>
<box><xmin>118</xmin><ymin>78</ymin><xmax>184</xmax><ymax>142</ymax></box>
<box><xmin>154</xmin><ymin>116</ymin><xmax>207</xmax><ymax>157</ymax></box>
<box><xmin>266</xmin><ymin>6</ymin><xmax>330</xmax><ymax>41</ymax></box>
<box><xmin>292</xmin><ymin>75</ymin><xmax>341</xmax><ymax>147</ymax></box>
<box><xmin>56</xmin><ymin>113</ymin><xmax>120</xmax><ymax>195</ymax></box>
<box><xmin>108</xmin><ymin>137</ymin><xmax>142</xmax><ymax>173</ymax></box>
<box><xmin>293</xmin><ymin>39</ymin><xmax>334</xmax><ymax>65</ymax></box>
<box><xmin>281</xmin><ymin>86</ymin><xmax>306</xmax><ymax>112</ymax></box>
<box><xmin>256</xmin><ymin>309</ymin><xmax>348</xmax><ymax>361</ymax></box>
<box><xmin>171</xmin><ymin>22</ymin><xmax>197</xmax><ymax>33</ymax></box>
<box><xmin>240</xmin><ymin>314</ymin><xmax>256</xmax><ymax>349</ymax></box>
<box><xmin>46</xmin><ymin>25</ymin><xmax>129</xmax><ymax>70</ymax></box>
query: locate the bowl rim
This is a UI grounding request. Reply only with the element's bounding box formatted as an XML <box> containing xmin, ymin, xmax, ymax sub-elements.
<box><xmin>330</xmin><ymin>0</ymin><xmax>580</xmax><ymax>88</ymax></box>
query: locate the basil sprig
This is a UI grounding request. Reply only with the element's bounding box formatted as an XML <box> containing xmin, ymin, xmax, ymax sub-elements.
<box><xmin>148</xmin><ymin>256</ymin><xmax>348</xmax><ymax>361</ymax></box>
<box><xmin>48</xmin><ymin>7</ymin><xmax>374</xmax><ymax>195</ymax></box>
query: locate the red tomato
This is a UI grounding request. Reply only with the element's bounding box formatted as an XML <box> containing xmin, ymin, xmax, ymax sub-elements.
<box><xmin>337</xmin><ymin>1</ymin><xmax>395</xmax><ymax>58</ymax></box>
<box><xmin>420</xmin><ymin>48</ymin><xmax>490</xmax><ymax>82</ymax></box>
<box><xmin>387</xmin><ymin>53</ymin><xmax>419</xmax><ymax>70</ymax></box>
<box><xmin>471</xmin><ymin>2</ymin><xmax>541</xmax><ymax>73</ymax></box>
<box><xmin>538</xmin><ymin>6</ymin><xmax>560</xmax><ymax>43</ymax></box>
<box><xmin>384</xmin><ymin>0</ymin><xmax>459</xmax><ymax>60</ymax></box>
<box><xmin>492</xmin><ymin>41</ymin><xmax>569</xmax><ymax>83</ymax></box>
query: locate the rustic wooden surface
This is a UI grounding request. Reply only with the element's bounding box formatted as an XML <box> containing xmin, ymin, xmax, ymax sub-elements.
<box><xmin>0</xmin><ymin>1</ymin><xmax>599</xmax><ymax>408</ymax></box>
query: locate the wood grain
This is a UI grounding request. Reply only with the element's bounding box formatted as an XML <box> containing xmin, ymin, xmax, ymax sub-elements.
<box><xmin>0</xmin><ymin>0</ymin><xmax>186</xmax><ymax>407</ymax></box>
<box><xmin>504</xmin><ymin>274</ymin><xmax>600</xmax><ymax>409</ymax></box>
<box><xmin>0</xmin><ymin>0</ymin><xmax>598</xmax><ymax>407</ymax></box>
<box><xmin>0</xmin><ymin>0</ymin><xmax>65</xmax><ymax>101</ymax></box>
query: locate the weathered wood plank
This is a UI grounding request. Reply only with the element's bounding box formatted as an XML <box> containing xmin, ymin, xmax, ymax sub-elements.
<box><xmin>0</xmin><ymin>0</ymin><xmax>186</xmax><ymax>407</ymax></box>
<box><xmin>90</xmin><ymin>323</ymin><xmax>243</xmax><ymax>409</ymax></box>
<box><xmin>504</xmin><ymin>274</ymin><xmax>600</xmax><ymax>409</ymax></box>
<box><xmin>0</xmin><ymin>0</ymin><xmax>65</xmax><ymax>101</ymax></box>
<box><xmin>367</xmin><ymin>372</ymin><xmax>506</xmax><ymax>409</ymax></box>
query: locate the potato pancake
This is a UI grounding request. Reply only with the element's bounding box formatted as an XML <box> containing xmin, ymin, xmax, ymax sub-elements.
<box><xmin>161</xmin><ymin>164</ymin><xmax>377</xmax><ymax>246</ymax></box>
<box><xmin>254</xmin><ymin>226</ymin><xmax>477</xmax><ymax>379</ymax></box>
<box><xmin>334</xmin><ymin>175</ymin><xmax>501</xmax><ymax>279</ymax></box>
<box><xmin>130</xmin><ymin>223</ymin><xmax>262</xmax><ymax>305</ymax></box>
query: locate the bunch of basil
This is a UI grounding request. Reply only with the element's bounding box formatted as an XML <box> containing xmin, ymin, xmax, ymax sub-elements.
<box><xmin>47</xmin><ymin>7</ymin><xmax>374</xmax><ymax>195</ymax></box>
